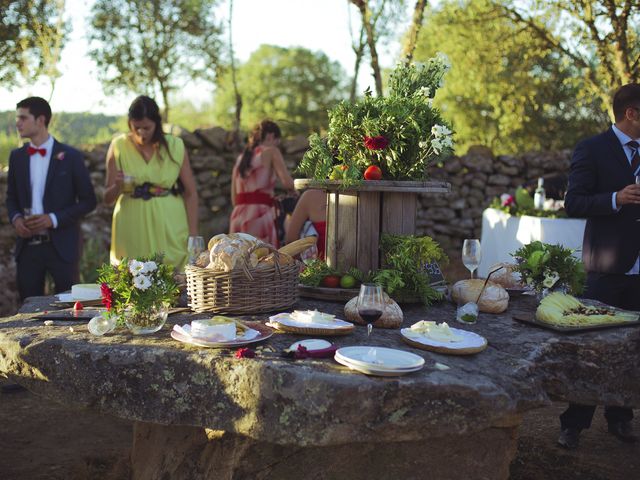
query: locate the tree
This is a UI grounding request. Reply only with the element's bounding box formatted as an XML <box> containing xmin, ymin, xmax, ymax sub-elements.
<box><xmin>401</xmin><ymin>0</ymin><xmax>427</xmax><ymax>62</ymax></box>
<box><xmin>349</xmin><ymin>0</ymin><xmax>409</xmax><ymax>96</ymax></box>
<box><xmin>88</xmin><ymin>0</ymin><xmax>223</xmax><ymax>121</ymax></box>
<box><xmin>0</xmin><ymin>0</ymin><xmax>67</xmax><ymax>90</ymax></box>
<box><xmin>491</xmin><ymin>0</ymin><xmax>640</xmax><ymax>115</ymax></box>
<box><xmin>414</xmin><ymin>0</ymin><xmax>606</xmax><ymax>155</ymax></box>
<box><xmin>212</xmin><ymin>45</ymin><xmax>348</xmax><ymax>136</ymax></box>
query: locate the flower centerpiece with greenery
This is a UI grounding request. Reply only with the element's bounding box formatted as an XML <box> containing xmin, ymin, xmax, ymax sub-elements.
<box><xmin>97</xmin><ymin>254</ymin><xmax>178</xmax><ymax>334</ymax></box>
<box><xmin>298</xmin><ymin>53</ymin><xmax>454</xmax><ymax>184</ymax></box>
<box><xmin>489</xmin><ymin>187</ymin><xmax>567</xmax><ymax>218</ymax></box>
<box><xmin>511</xmin><ymin>241</ymin><xmax>585</xmax><ymax>295</ymax></box>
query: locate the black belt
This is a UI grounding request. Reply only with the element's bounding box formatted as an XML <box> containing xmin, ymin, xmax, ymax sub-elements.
<box><xmin>27</xmin><ymin>234</ymin><xmax>50</xmax><ymax>245</ymax></box>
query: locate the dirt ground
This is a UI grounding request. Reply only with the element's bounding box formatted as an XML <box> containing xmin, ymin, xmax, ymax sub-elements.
<box><xmin>1</xmin><ymin>377</ymin><xmax>638</xmax><ymax>480</ymax></box>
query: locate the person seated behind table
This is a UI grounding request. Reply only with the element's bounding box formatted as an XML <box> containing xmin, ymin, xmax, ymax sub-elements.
<box><xmin>229</xmin><ymin>120</ymin><xmax>296</xmax><ymax>247</ymax></box>
<box><xmin>103</xmin><ymin>95</ymin><xmax>199</xmax><ymax>272</ymax></box>
<box><xmin>285</xmin><ymin>189</ymin><xmax>327</xmax><ymax>260</ymax></box>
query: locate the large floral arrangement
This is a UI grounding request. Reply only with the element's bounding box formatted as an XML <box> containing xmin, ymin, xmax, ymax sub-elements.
<box><xmin>298</xmin><ymin>53</ymin><xmax>454</xmax><ymax>184</ymax></box>
<box><xmin>97</xmin><ymin>254</ymin><xmax>178</xmax><ymax>324</ymax></box>
<box><xmin>490</xmin><ymin>187</ymin><xmax>566</xmax><ymax>218</ymax></box>
<box><xmin>511</xmin><ymin>241</ymin><xmax>585</xmax><ymax>295</ymax></box>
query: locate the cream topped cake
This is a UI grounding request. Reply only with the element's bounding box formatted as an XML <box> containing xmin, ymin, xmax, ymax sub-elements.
<box><xmin>71</xmin><ymin>284</ymin><xmax>101</xmax><ymax>300</ymax></box>
<box><xmin>290</xmin><ymin>310</ymin><xmax>336</xmax><ymax>325</ymax></box>
<box><xmin>407</xmin><ymin>320</ymin><xmax>463</xmax><ymax>343</ymax></box>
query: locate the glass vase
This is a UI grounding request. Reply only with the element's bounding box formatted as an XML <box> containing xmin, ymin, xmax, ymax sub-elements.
<box><xmin>124</xmin><ymin>304</ymin><xmax>168</xmax><ymax>334</ymax></box>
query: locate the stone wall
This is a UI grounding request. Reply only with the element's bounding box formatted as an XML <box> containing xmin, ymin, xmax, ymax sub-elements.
<box><xmin>0</xmin><ymin>127</ymin><xmax>571</xmax><ymax>315</ymax></box>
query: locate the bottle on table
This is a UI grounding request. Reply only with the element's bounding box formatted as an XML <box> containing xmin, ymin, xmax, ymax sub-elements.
<box><xmin>534</xmin><ymin>177</ymin><xmax>546</xmax><ymax>210</ymax></box>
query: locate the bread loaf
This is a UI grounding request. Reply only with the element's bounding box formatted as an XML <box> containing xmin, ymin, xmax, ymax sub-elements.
<box><xmin>278</xmin><ymin>237</ymin><xmax>317</xmax><ymax>257</ymax></box>
<box><xmin>451</xmin><ymin>279</ymin><xmax>509</xmax><ymax>313</ymax></box>
<box><xmin>488</xmin><ymin>262</ymin><xmax>523</xmax><ymax>289</ymax></box>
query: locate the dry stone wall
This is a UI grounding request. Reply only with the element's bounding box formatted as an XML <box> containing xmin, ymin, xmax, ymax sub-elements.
<box><xmin>0</xmin><ymin>127</ymin><xmax>571</xmax><ymax>315</ymax></box>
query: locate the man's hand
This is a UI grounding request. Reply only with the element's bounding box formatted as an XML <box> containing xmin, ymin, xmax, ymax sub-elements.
<box><xmin>616</xmin><ymin>184</ymin><xmax>640</xmax><ymax>206</ymax></box>
<box><xmin>13</xmin><ymin>217</ymin><xmax>32</xmax><ymax>238</ymax></box>
<box><xmin>24</xmin><ymin>214</ymin><xmax>53</xmax><ymax>232</ymax></box>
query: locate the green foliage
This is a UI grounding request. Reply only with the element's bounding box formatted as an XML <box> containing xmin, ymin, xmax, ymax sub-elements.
<box><xmin>299</xmin><ymin>55</ymin><xmax>454</xmax><ymax>184</ymax></box>
<box><xmin>374</xmin><ymin>234</ymin><xmax>449</xmax><ymax>306</ymax></box>
<box><xmin>212</xmin><ymin>44</ymin><xmax>348</xmax><ymax>136</ymax></box>
<box><xmin>97</xmin><ymin>254</ymin><xmax>179</xmax><ymax>322</ymax></box>
<box><xmin>413</xmin><ymin>0</ymin><xmax>607</xmax><ymax>155</ymax></box>
<box><xmin>299</xmin><ymin>259</ymin><xmax>338</xmax><ymax>287</ymax></box>
<box><xmin>511</xmin><ymin>241</ymin><xmax>585</xmax><ymax>295</ymax></box>
<box><xmin>88</xmin><ymin>0</ymin><xmax>223</xmax><ymax>119</ymax></box>
<box><xmin>489</xmin><ymin>196</ymin><xmax>567</xmax><ymax>219</ymax></box>
<box><xmin>0</xmin><ymin>0</ymin><xmax>67</xmax><ymax>87</ymax></box>
<box><xmin>79</xmin><ymin>237</ymin><xmax>110</xmax><ymax>284</ymax></box>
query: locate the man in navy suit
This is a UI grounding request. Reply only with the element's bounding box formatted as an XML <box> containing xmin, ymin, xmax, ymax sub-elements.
<box><xmin>5</xmin><ymin>97</ymin><xmax>97</xmax><ymax>301</ymax></box>
<box><xmin>560</xmin><ymin>84</ymin><xmax>640</xmax><ymax>449</ymax></box>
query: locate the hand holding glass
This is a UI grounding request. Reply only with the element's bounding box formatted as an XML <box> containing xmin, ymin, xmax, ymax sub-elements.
<box><xmin>357</xmin><ymin>283</ymin><xmax>384</xmax><ymax>338</ymax></box>
<box><xmin>462</xmin><ymin>239</ymin><xmax>482</xmax><ymax>279</ymax></box>
<box><xmin>187</xmin><ymin>236</ymin><xmax>205</xmax><ymax>265</ymax></box>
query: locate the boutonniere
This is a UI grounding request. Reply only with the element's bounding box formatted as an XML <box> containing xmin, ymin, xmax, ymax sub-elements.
<box><xmin>56</xmin><ymin>152</ymin><xmax>65</xmax><ymax>161</ymax></box>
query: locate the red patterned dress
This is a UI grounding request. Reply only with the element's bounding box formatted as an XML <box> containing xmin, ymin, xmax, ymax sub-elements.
<box><xmin>229</xmin><ymin>147</ymin><xmax>278</xmax><ymax>246</ymax></box>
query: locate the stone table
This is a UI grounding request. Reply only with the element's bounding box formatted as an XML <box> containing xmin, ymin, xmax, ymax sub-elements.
<box><xmin>1</xmin><ymin>295</ymin><xmax>639</xmax><ymax>480</ymax></box>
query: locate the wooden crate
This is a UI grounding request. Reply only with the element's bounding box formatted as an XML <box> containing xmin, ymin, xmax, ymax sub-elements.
<box><xmin>294</xmin><ymin>179</ymin><xmax>451</xmax><ymax>273</ymax></box>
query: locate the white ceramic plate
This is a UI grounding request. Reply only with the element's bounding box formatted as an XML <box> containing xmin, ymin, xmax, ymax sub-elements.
<box><xmin>401</xmin><ymin>327</ymin><xmax>487</xmax><ymax>350</ymax></box>
<box><xmin>171</xmin><ymin>323</ymin><xmax>273</xmax><ymax>348</ymax></box>
<box><xmin>56</xmin><ymin>293</ymin><xmax>102</xmax><ymax>302</ymax></box>
<box><xmin>335</xmin><ymin>346</ymin><xmax>425</xmax><ymax>370</ymax></box>
<box><xmin>334</xmin><ymin>355</ymin><xmax>423</xmax><ymax>376</ymax></box>
<box><xmin>268</xmin><ymin>313</ymin><xmax>354</xmax><ymax>330</ymax></box>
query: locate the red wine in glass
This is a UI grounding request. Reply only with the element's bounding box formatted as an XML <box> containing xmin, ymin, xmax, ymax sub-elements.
<box><xmin>357</xmin><ymin>284</ymin><xmax>384</xmax><ymax>338</ymax></box>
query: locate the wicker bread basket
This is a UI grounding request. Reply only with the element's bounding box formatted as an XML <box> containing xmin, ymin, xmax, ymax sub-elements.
<box><xmin>185</xmin><ymin>245</ymin><xmax>299</xmax><ymax>314</ymax></box>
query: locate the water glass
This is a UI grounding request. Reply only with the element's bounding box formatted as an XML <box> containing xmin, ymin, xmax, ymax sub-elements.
<box><xmin>188</xmin><ymin>236</ymin><xmax>205</xmax><ymax>264</ymax></box>
<box><xmin>122</xmin><ymin>175</ymin><xmax>136</xmax><ymax>194</ymax></box>
<box><xmin>462</xmin><ymin>239</ymin><xmax>482</xmax><ymax>279</ymax></box>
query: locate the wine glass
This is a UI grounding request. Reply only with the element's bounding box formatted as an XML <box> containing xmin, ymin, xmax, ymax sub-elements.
<box><xmin>187</xmin><ymin>236</ymin><xmax>205</xmax><ymax>265</ymax></box>
<box><xmin>462</xmin><ymin>239</ymin><xmax>481</xmax><ymax>279</ymax></box>
<box><xmin>357</xmin><ymin>283</ymin><xmax>384</xmax><ymax>339</ymax></box>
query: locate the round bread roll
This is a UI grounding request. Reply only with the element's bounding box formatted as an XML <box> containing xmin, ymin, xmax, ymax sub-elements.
<box><xmin>343</xmin><ymin>292</ymin><xmax>403</xmax><ymax>329</ymax></box>
<box><xmin>451</xmin><ymin>279</ymin><xmax>509</xmax><ymax>313</ymax></box>
<box><xmin>488</xmin><ymin>262</ymin><xmax>523</xmax><ymax>289</ymax></box>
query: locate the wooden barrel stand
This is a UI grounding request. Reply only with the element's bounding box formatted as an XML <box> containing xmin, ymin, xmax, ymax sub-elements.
<box><xmin>294</xmin><ymin>179</ymin><xmax>451</xmax><ymax>273</ymax></box>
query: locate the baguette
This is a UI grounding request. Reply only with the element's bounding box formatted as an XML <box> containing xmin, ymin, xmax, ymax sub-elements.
<box><xmin>278</xmin><ymin>237</ymin><xmax>317</xmax><ymax>257</ymax></box>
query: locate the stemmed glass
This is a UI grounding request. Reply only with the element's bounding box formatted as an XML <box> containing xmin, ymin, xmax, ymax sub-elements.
<box><xmin>187</xmin><ymin>236</ymin><xmax>205</xmax><ymax>265</ymax></box>
<box><xmin>357</xmin><ymin>283</ymin><xmax>384</xmax><ymax>339</ymax></box>
<box><xmin>462</xmin><ymin>239</ymin><xmax>482</xmax><ymax>279</ymax></box>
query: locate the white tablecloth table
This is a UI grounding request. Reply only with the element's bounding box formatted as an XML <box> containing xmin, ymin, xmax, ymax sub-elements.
<box><xmin>477</xmin><ymin>208</ymin><xmax>586</xmax><ymax>278</ymax></box>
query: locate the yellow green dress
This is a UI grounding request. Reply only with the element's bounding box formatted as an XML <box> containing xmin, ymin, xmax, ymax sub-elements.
<box><xmin>110</xmin><ymin>133</ymin><xmax>189</xmax><ymax>271</ymax></box>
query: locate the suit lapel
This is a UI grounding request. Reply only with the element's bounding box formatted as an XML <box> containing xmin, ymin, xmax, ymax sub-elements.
<box><xmin>18</xmin><ymin>144</ymin><xmax>32</xmax><ymax>209</ymax></box>
<box><xmin>44</xmin><ymin>139</ymin><xmax>62</xmax><ymax>194</ymax></box>
<box><xmin>604</xmin><ymin>128</ymin><xmax>633</xmax><ymax>174</ymax></box>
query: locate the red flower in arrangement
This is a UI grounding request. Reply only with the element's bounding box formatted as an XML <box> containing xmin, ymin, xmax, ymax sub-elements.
<box><xmin>235</xmin><ymin>347</ymin><xmax>256</xmax><ymax>359</ymax></box>
<box><xmin>363</xmin><ymin>135</ymin><xmax>390</xmax><ymax>150</ymax></box>
<box><xmin>500</xmin><ymin>194</ymin><xmax>515</xmax><ymax>207</ymax></box>
<box><xmin>100</xmin><ymin>282</ymin><xmax>113</xmax><ymax>311</ymax></box>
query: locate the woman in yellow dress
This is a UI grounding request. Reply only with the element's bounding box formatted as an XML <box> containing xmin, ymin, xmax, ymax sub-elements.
<box><xmin>104</xmin><ymin>96</ymin><xmax>198</xmax><ymax>271</ymax></box>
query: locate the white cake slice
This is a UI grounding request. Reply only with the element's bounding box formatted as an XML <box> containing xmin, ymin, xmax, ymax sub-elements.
<box><xmin>71</xmin><ymin>284</ymin><xmax>101</xmax><ymax>300</ymax></box>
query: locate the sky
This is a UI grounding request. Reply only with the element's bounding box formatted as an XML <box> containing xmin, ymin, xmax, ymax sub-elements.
<box><xmin>0</xmin><ymin>0</ymin><xmax>411</xmax><ymax>115</ymax></box>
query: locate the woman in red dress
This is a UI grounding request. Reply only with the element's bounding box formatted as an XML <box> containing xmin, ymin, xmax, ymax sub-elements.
<box><xmin>229</xmin><ymin>120</ymin><xmax>295</xmax><ymax>246</ymax></box>
<box><xmin>285</xmin><ymin>189</ymin><xmax>327</xmax><ymax>260</ymax></box>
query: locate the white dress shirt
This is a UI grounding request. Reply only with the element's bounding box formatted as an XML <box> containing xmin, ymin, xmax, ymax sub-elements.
<box><xmin>28</xmin><ymin>135</ymin><xmax>58</xmax><ymax>229</ymax></box>
<box><xmin>610</xmin><ymin>124</ymin><xmax>639</xmax><ymax>274</ymax></box>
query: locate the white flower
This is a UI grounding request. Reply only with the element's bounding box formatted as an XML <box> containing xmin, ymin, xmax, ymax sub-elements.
<box><xmin>431</xmin><ymin>138</ymin><xmax>443</xmax><ymax>154</ymax></box>
<box><xmin>142</xmin><ymin>261</ymin><xmax>157</xmax><ymax>274</ymax></box>
<box><xmin>133</xmin><ymin>274</ymin><xmax>152</xmax><ymax>291</ymax></box>
<box><xmin>418</xmin><ymin>86</ymin><xmax>431</xmax><ymax>97</ymax></box>
<box><xmin>542</xmin><ymin>271</ymin><xmax>560</xmax><ymax>289</ymax></box>
<box><xmin>419</xmin><ymin>140</ymin><xmax>429</xmax><ymax>149</ymax></box>
<box><xmin>431</xmin><ymin>124</ymin><xmax>452</xmax><ymax>137</ymax></box>
<box><xmin>129</xmin><ymin>260</ymin><xmax>145</xmax><ymax>275</ymax></box>
<box><xmin>435</xmin><ymin>52</ymin><xmax>451</xmax><ymax>71</ymax></box>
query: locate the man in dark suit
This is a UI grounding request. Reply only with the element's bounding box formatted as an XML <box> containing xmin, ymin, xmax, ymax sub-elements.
<box><xmin>5</xmin><ymin>97</ymin><xmax>97</xmax><ymax>301</ymax></box>
<box><xmin>560</xmin><ymin>84</ymin><xmax>640</xmax><ymax>449</ymax></box>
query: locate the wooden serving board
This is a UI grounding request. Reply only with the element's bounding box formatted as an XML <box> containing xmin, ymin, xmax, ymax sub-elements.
<box><xmin>401</xmin><ymin>334</ymin><xmax>487</xmax><ymax>356</ymax></box>
<box><xmin>512</xmin><ymin>311</ymin><xmax>640</xmax><ymax>333</ymax></box>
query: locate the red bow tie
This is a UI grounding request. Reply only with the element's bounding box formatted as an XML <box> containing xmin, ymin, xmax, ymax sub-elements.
<box><xmin>27</xmin><ymin>146</ymin><xmax>47</xmax><ymax>156</ymax></box>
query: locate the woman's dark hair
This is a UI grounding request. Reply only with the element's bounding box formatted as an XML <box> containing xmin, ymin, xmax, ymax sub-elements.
<box><xmin>238</xmin><ymin>120</ymin><xmax>281</xmax><ymax>178</ymax></box>
<box><xmin>128</xmin><ymin>95</ymin><xmax>175</xmax><ymax>163</ymax></box>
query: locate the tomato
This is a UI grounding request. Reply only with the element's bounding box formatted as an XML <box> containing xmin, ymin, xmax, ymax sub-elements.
<box><xmin>321</xmin><ymin>275</ymin><xmax>341</xmax><ymax>288</ymax></box>
<box><xmin>73</xmin><ymin>301</ymin><xmax>84</xmax><ymax>311</ymax></box>
<box><xmin>364</xmin><ymin>165</ymin><xmax>382</xmax><ymax>180</ymax></box>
